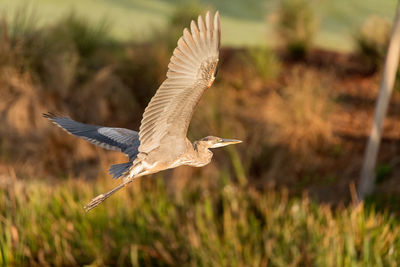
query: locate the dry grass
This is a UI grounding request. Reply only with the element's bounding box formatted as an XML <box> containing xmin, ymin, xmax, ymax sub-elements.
<box><xmin>0</xmin><ymin>12</ymin><xmax>159</xmax><ymax>178</ymax></box>
<box><xmin>264</xmin><ymin>68</ymin><xmax>334</xmax><ymax>160</ymax></box>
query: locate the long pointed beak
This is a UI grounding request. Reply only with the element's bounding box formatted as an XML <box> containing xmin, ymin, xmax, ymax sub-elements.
<box><xmin>221</xmin><ymin>138</ymin><xmax>242</xmax><ymax>145</ymax></box>
<box><xmin>210</xmin><ymin>138</ymin><xmax>242</xmax><ymax>148</ymax></box>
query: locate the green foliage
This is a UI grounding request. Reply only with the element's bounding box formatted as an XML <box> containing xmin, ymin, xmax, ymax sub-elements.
<box><xmin>354</xmin><ymin>16</ymin><xmax>391</xmax><ymax>71</ymax></box>
<box><xmin>0</xmin><ymin>5</ymin><xmax>40</xmax><ymax>70</ymax></box>
<box><xmin>51</xmin><ymin>12</ymin><xmax>112</xmax><ymax>58</ymax></box>
<box><xmin>376</xmin><ymin>163</ymin><xmax>392</xmax><ymax>184</ymax></box>
<box><xmin>1</xmin><ymin>10</ymin><xmax>113</xmax><ymax>79</ymax></box>
<box><xmin>6</xmin><ymin>5</ymin><xmax>39</xmax><ymax>42</ymax></box>
<box><xmin>163</xmin><ymin>2</ymin><xmax>207</xmax><ymax>51</ymax></box>
<box><xmin>275</xmin><ymin>0</ymin><xmax>318</xmax><ymax>59</ymax></box>
<box><xmin>0</xmin><ymin>178</ymin><xmax>399</xmax><ymax>266</ymax></box>
<box><xmin>169</xmin><ymin>2</ymin><xmax>205</xmax><ymax>31</ymax></box>
<box><xmin>240</xmin><ymin>47</ymin><xmax>281</xmax><ymax>80</ymax></box>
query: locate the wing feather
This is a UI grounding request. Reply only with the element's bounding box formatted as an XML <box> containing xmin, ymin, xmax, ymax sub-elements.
<box><xmin>138</xmin><ymin>11</ymin><xmax>220</xmax><ymax>155</ymax></box>
<box><xmin>44</xmin><ymin>114</ymin><xmax>140</xmax><ymax>159</ymax></box>
<box><xmin>183</xmin><ymin>29</ymin><xmax>200</xmax><ymax>61</ymax></box>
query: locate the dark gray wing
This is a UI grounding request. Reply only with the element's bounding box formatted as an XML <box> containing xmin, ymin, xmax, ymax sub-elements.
<box><xmin>44</xmin><ymin>114</ymin><xmax>140</xmax><ymax>160</ymax></box>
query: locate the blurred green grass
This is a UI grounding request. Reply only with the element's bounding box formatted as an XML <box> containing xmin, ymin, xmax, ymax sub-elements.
<box><xmin>1</xmin><ymin>176</ymin><xmax>399</xmax><ymax>266</ymax></box>
<box><xmin>0</xmin><ymin>0</ymin><xmax>397</xmax><ymax>51</ymax></box>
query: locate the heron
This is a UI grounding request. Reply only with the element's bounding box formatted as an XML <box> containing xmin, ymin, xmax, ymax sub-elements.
<box><xmin>44</xmin><ymin>11</ymin><xmax>242</xmax><ymax>212</ymax></box>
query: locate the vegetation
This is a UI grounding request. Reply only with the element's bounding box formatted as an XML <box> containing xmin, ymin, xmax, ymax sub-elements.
<box><xmin>264</xmin><ymin>68</ymin><xmax>334</xmax><ymax>159</ymax></box>
<box><xmin>167</xmin><ymin>2</ymin><xmax>206</xmax><ymax>50</ymax></box>
<box><xmin>354</xmin><ymin>16</ymin><xmax>391</xmax><ymax>71</ymax></box>
<box><xmin>0</xmin><ymin>0</ymin><xmax>398</xmax><ymax>50</ymax></box>
<box><xmin>275</xmin><ymin>0</ymin><xmax>318</xmax><ymax>58</ymax></box>
<box><xmin>1</xmin><ymin>4</ymin><xmax>400</xmax><ymax>267</ymax></box>
<box><xmin>1</xmin><ymin>177</ymin><xmax>399</xmax><ymax>266</ymax></box>
<box><xmin>239</xmin><ymin>47</ymin><xmax>281</xmax><ymax>80</ymax></box>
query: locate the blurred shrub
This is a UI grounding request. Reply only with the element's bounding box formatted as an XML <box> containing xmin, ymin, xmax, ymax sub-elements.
<box><xmin>130</xmin><ymin>2</ymin><xmax>208</xmax><ymax>102</ymax></box>
<box><xmin>376</xmin><ymin>163</ymin><xmax>392</xmax><ymax>184</ymax></box>
<box><xmin>169</xmin><ymin>2</ymin><xmax>204</xmax><ymax>33</ymax></box>
<box><xmin>0</xmin><ymin>6</ymin><xmax>39</xmax><ymax>69</ymax></box>
<box><xmin>162</xmin><ymin>2</ymin><xmax>207</xmax><ymax>51</ymax></box>
<box><xmin>225</xmin><ymin>47</ymin><xmax>280</xmax><ymax>93</ymax></box>
<box><xmin>0</xmin><ymin>10</ymin><xmax>46</xmax><ymax>135</ymax></box>
<box><xmin>0</xmin><ymin>11</ymin><xmax>141</xmax><ymax>178</ymax></box>
<box><xmin>354</xmin><ymin>16</ymin><xmax>391</xmax><ymax>71</ymax></box>
<box><xmin>115</xmin><ymin>38</ymin><xmax>171</xmax><ymax>108</ymax></box>
<box><xmin>51</xmin><ymin>12</ymin><xmax>111</xmax><ymax>58</ymax></box>
<box><xmin>264</xmin><ymin>68</ymin><xmax>334</xmax><ymax>159</ymax></box>
<box><xmin>6</xmin><ymin>5</ymin><xmax>39</xmax><ymax>42</ymax></box>
<box><xmin>245</xmin><ymin>47</ymin><xmax>281</xmax><ymax>79</ymax></box>
<box><xmin>275</xmin><ymin>0</ymin><xmax>318</xmax><ymax>59</ymax></box>
<box><xmin>1</xmin><ymin>11</ymin><xmax>112</xmax><ymax>86</ymax></box>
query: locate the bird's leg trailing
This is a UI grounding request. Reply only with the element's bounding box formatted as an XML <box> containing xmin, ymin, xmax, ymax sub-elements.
<box><xmin>84</xmin><ymin>161</ymin><xmax>145</xmax><ymax>212</ymax></box>
<box><xmin>84</xmin><ymin>179</ymin><xmax>133</xmax><ymax>212</ymax></box>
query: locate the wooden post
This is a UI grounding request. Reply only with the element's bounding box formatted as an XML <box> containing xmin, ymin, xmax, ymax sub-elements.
<box><xmin>358</xmin><ymin>1</ymin><xmax>400</xmax><ymax>201</ymax></box>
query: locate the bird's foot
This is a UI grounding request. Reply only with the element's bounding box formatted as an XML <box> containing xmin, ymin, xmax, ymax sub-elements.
<box><xmin>84</xmin><ymin>194</ymin><xmax>106</xmax><ymax>212</ymax></box>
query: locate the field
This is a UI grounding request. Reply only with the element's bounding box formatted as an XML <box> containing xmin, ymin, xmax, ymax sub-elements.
<box><xmin>1</xmin><ymin>1</ymin><xmax>400</xmax><ymax>266</ymax></box>
<box><xmin>0</xmin><ymin>0</ymin><xmax>397</xmax><ymax>50</ymax></box>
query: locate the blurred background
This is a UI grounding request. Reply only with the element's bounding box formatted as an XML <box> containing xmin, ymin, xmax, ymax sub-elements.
<box><xmin>1</xmin><ymin>0</ymin><xmax>400</xmax><ymax>265</ymax></box>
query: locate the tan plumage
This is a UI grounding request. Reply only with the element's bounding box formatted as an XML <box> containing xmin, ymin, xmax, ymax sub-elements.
<box><xmin>138</xmin><ymin>11</ymin><xmax>220</xmax><ymax>155</ymax></box>
<box><xmin>45</xmin><ymin>11</ymin><xmax>242</xmax><ymax>212</ymax></box>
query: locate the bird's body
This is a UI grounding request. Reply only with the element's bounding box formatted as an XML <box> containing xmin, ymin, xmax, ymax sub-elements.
<box><xmin>45</xmin><ymin>11</ymin><xmax>241</xmax><ymax>211</ymax></box>
<box><xmin>129</xmin><ymin>137</ymin><xmax>215</xmax><ymax>177</ymax></box>
<box><xmin>122</xmin><ymin>138</ymin><xmax>210</xmax><ymax>183</ymax></box>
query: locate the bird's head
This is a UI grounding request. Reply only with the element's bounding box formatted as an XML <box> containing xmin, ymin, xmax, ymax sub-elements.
<box><xmin>197</xmin><ymin>136</ymin><xmax>242</xmax><ymax>149</ymax></box>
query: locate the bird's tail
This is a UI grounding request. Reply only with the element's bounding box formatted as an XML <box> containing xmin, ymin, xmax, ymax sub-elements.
<box><xmin>109</xmin><ymin>162</ymin><xmax>132</xmax><ymax>179</ymax></box>
<box><xmin>84</xmin><ymin>179</ymin><xmax>133</xmax><ymax>212</ymax></box>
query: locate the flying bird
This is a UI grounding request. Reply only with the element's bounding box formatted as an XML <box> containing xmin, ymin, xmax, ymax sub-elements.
<box><xmin>44</xmin><ymin>11</ymin><xmax>241</xmax><ymax>211</ymax></box>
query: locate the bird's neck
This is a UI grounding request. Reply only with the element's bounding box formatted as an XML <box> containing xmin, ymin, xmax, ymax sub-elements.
<box><xmin>192</xmin><ymin>141</ymin><xmax>213</xmax><ymax>166</ymax></box>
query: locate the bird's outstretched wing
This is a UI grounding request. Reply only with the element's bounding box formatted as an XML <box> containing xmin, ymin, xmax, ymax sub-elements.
<box><xmin>44</xmin><ymin>114</ymin><xmax>140</xmax><ymax>160</ymax></box>
<box><xmin>138</xmin><ymin>11</ymin><xmax>220</xmax><ymax>155</ymax></box>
